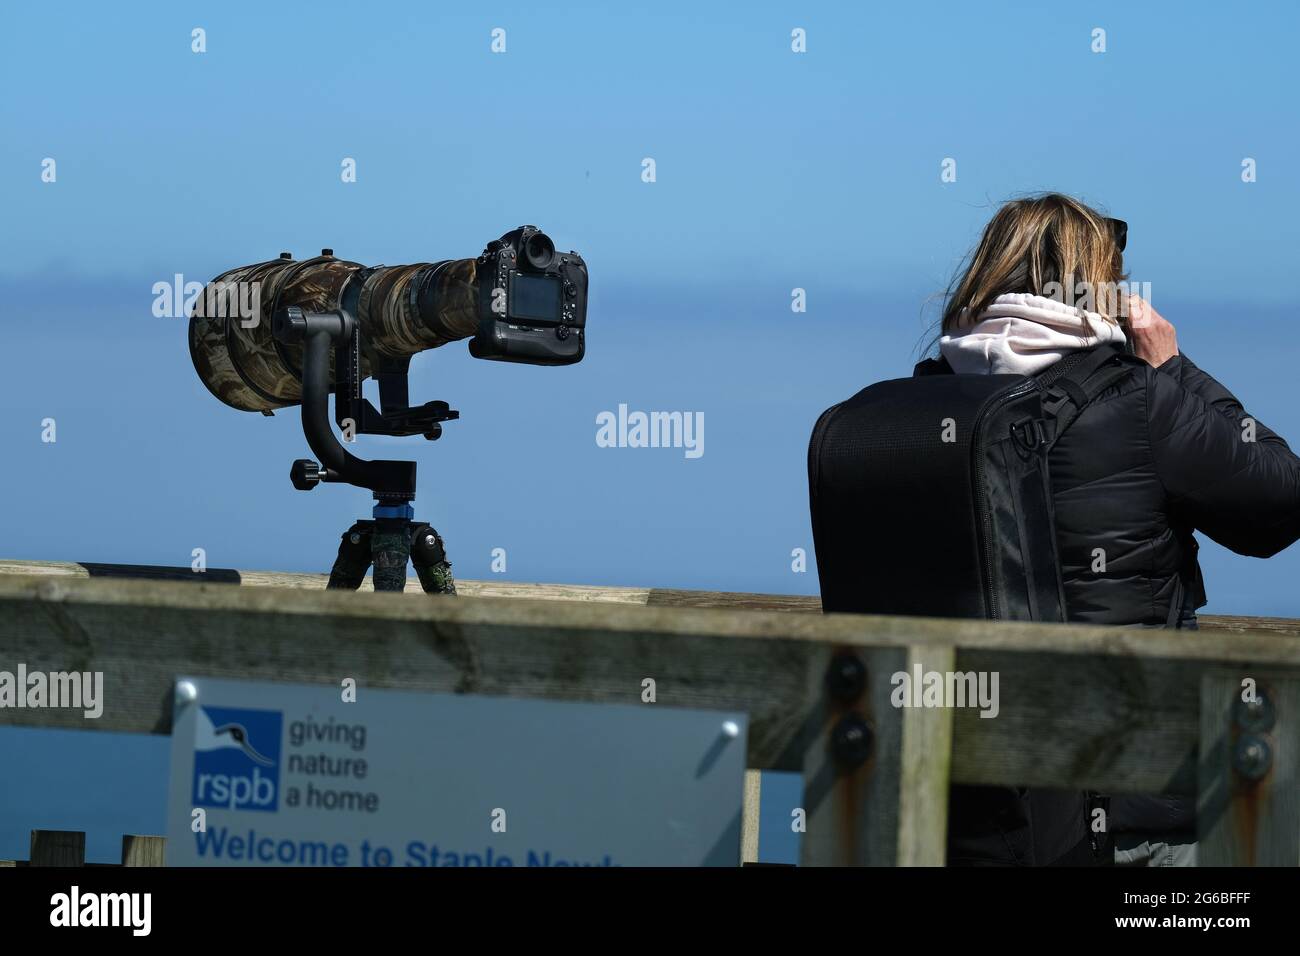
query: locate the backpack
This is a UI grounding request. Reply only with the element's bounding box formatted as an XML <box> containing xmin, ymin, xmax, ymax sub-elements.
<box><xmin>806</xmin><ymin>343</ymin><xmax>1139</xmax><ymax>866</ymax></box>
<box><xmin>808</xmin><ymin>343</ymin><xmax>1137</xmax><ymax>622</ymax></box>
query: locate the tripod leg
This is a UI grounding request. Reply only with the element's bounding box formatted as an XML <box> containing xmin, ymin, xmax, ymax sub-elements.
<box><xmin>327</xmin><ymin>522</ymin><xmax>372</xmax><ymax>590</ymax></box>
<box><xmin>371</xmin><ymin>518</ymin><xmax>412</xmax><ymax>592</ymax></box>
<box><xmin>410</xmin><ymin>523</ymin><xmax>457</xmax><ymax>595</ymax></box>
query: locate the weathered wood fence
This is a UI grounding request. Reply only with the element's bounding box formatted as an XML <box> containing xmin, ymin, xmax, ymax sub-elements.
<box><xmin>1</xmin><ymin>559</ymin><xmax>1296</xmax><ymax>866</ymax></box>
<box><xmin>1</xmin><ymin>831</ymin><xmax>165</xmax><ymax>867</ymax></box>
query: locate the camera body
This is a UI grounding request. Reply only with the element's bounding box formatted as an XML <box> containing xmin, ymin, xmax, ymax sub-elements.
<box><xmin>469</xmin><ymin>225</ymin><xmax>587</xmax><ymax>365</ymax></box>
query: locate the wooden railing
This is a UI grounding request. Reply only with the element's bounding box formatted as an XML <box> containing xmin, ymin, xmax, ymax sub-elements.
<box><xmin>1</xmin><ymin>559</ymin><xmax>1296</xmax><ymax>866</ymax></box>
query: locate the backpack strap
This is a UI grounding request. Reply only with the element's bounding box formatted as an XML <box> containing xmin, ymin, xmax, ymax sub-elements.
<box><xmin>1037</xmin><ymin>345</ymin><xmax>1136</xmax><ymax>453</ymax></box>
<box><xmin>1164</xmin><ymin>574</ymin><xmax>1187</xmax><ymax>628</ymax></box>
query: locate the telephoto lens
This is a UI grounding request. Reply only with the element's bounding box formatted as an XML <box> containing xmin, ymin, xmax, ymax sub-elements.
<box><xmin>189</xmin><ymin>252</ymin><xmax>361</xmax><ymax>412</ymax></box>
<box><xmin>188</xmin><ymin>227</ymin><xmax>588</xmax><ymax>413</ymax></box>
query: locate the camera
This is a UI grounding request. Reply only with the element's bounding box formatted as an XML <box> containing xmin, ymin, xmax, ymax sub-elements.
<box><xmin>468</xmin><ymin>225</ymin><xmax>588</xmax><ymax>365</ymax></box>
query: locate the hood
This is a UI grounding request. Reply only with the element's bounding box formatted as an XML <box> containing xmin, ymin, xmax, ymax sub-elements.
<box><xmin>939</xmin><ymin>292</ymin><xmax>1127</xmax><ymax>376</ymax></box>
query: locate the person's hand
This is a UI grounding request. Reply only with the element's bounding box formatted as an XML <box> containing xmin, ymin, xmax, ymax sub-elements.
<box><xmin>1126</xmin><ymin>294</ymin><xmax>1178</xmax><ymax>367</ymax></box>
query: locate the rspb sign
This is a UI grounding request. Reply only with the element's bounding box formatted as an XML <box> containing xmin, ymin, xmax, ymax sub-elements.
<box><xmin>166</xmin><ymin>677</ymin><xmax>748</xmax><ymax>867</ymax></box>
<box><xmin>191</xmin><ymin>705</ymin><xmax>283</xmax><ymax>812</ymax></box>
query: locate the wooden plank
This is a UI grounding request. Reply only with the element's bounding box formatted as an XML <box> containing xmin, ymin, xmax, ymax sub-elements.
<box><xmin>121</xmin><ymin>834</ymin><xmax>166</xmax><ymax>867</ymax></box>
<box><xmin>8</xmin><ymin>558</ymin><xmax>1300</xmax><ymax>630</ymax></box>
<box><xmin>0</xmin><ymin>558</ymin><xmax>660</xmax><ymax>603</ymax></box>
<box><xmin>0</xmin><ymin>575</ymin><xmax>822</xmax><ymax>773</ymax></box>
<box><xmin>2</xmin><ymin>575</ymin><xmax>1299</xmax><ymax>793</ymax></box>
<box><xmin>740</xmin><ymin>770</ymin><xmax>761</xmax><ymax>864</ymax></box>
<box><xmin>0</xmin><ymin>560</ymin><xmax>820</xmax><ymax>611</ymax></box>
<box><xmin>6</xmin><ymin>572</ymin><xmax>1296</xmax><ymax>668</ymax></box>
<box><xmin>1198</xmin><ymin>671</ymin><xmax>1300</xmax><ymax>865</ymax></box>
<box><xmin>8</xmin><ymin>556</ymin><xmax>1300</xmax><ymax>635</ymax></box>
<box><xmin>948</xmin><ymin>650</ymin><xmax>1243</xmax><ymax>795</ymax></box>
<box><xmin>30</xmin><ymin>830</ymin><xmax>85</xmax><ymax>867</ymax></box>
<box><xmin>896</xmin><ymin>644</ymin><xmax>955</xmax><ymax>866</ymax></box>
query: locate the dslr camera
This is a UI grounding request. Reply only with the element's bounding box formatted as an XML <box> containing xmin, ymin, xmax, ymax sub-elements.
<box><xmin>470</xmin><ymin>225</ymin><xmax>588</xmax><ymax>365</ymax></box>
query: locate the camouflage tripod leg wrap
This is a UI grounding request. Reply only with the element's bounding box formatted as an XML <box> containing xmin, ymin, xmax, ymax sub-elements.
<box><xmin>370</xmin><ymin>519</ymin><xmax>413</xmax><ymax>592</ymax></box>
<box><xmin>327</xmin><ymin>522</ymin><xmax>372</xmax><ymax>590</ymax></box>
<box><xmin>410</xmin><ymin>523</ymin><xmax>456</xmax><ymax>595</ymax></box>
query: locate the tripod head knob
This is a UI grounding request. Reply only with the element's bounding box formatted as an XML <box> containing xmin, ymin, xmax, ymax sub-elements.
<box><xmin>290</xmin><ymin>458</ymin><xmax>322</xmax><ymax>490</ymax></box>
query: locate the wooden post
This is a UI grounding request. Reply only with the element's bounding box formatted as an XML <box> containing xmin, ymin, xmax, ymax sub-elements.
<box><xmin>740</xmin><ymin>770</ymin><xmax>762</xmax><ymax>864</ymax></box>
<box><xmin>799</xmin><ymin>644</ymin><xmax>956</xmax><ymax>866</ymax></box>
<box><xmin>1198</xmin><ymin>671</ymin><xmax>1300</xmax><ymax>866</ymax></box>
<box><xmin>800</xmin><ymin>646</ymin><xmax>909</xmax><ymax>865</ymax></box>
<box><xmin>121</xmin><ymin>834</ymin><xmax>166</xmax><ymax>867</ymax></box>
<box><xmin>896</xmin><ymin>644</ymin><xmax>954</xmax><ymax>866</ymax></box>
<box><xmin>29</xmin><ymin>830</ymin><xmax>85</xmax><ymax>867</ymax></box>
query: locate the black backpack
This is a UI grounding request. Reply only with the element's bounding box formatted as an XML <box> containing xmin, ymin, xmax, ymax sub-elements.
<box><xmin>807</xmin><ymin>343</ymin><xmax>1139</xmax><ymax>866</ymax></box>
<box><xmin>808</xmin><ymin>343</ymin><xmax>1138</xmax><ymax>623</ymax></box>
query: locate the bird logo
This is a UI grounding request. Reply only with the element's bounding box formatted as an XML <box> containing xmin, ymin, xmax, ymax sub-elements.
<box><xmin>195</xmin><ymin>706</ymin><xmax>275</xmax><ymax>766</ymax></box>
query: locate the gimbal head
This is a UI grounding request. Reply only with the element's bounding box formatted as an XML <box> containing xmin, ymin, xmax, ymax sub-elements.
<box><xmin>272</xmin><ymin>303</ymin><xmax>456</xmax><ymax>504</ymax></box>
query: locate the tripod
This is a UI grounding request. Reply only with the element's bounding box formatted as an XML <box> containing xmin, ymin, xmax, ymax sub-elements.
<box><xmin>326</xmin><ymin>507</ymin><xmax>456</xmax><ymax>594</ymax></box>
<box><xmin>274</xmin><ymin>300</ymin><xmax>460</xmax><ymax>595</ymax></box>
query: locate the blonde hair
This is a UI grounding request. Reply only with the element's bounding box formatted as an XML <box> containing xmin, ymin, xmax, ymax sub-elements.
<box><xmin>941</xmin><ymin>193</ymin><xmax>1127</xmax><ymax>334</ymax></box>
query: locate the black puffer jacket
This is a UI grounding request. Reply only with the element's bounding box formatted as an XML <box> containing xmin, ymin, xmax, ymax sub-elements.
<box><xmin>1050</xmin><ymin>349</ymin><xmax>1300</xmax><ymax>840</ymax></box>
<box><xmin>931</xmin><ymin>347</ymin><xmax>1300</xmax><ymax>863</ymax></box>
<box><xmin>1051</xmin><ymin>350</ymin><xmax>1300</xmax><ymax>627</ymax></box>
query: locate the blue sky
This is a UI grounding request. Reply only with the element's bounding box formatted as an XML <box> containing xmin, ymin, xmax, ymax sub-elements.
<box><xmin>2</xmin><ymin>0</ymin><xmax>1298</xmax><ymax>864</ymax></box>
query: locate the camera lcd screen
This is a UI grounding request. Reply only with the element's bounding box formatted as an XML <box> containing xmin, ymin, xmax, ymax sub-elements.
<box><xmin>509</xmin><ymin>273</ymin><xmax>562</xmax><ymax>322</ymax></box>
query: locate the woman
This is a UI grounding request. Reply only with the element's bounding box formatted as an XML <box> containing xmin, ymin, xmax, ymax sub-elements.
<box><xmin>934</xmin><ymin>193</ymin><xmax>1300</xmax><ymax>865</ymax></box>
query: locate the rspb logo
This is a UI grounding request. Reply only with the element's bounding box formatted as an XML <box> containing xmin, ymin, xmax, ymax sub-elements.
<box><xmin>192</xmin><ymin>706</ymin><xmax>282</xmax><ymax>812</ymax></box>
